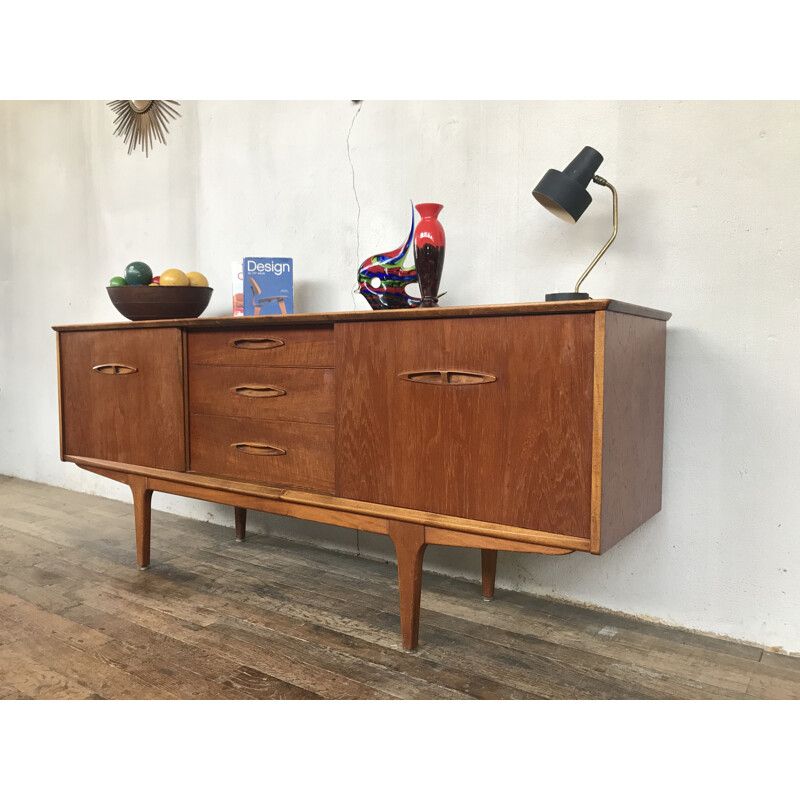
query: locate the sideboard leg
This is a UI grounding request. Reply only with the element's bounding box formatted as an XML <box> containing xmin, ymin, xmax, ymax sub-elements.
<box><xmin>129</xmin><ymin>475</ymin><xmax>152</xmax><ymax>570</ymax></box>
<box><xmin>235</xmin><ymin>507</ymin><xmax>247</xmax><ymax>542</ymax></box>
<box><xmin>388</xmin><ymin>521</ymin><xmax>427</xmax><ymax>652</ymax></box>
<box><xmin>481</xmin><ymin>549</ymin><xmax>498</xmax><ymax>601</ymax></box>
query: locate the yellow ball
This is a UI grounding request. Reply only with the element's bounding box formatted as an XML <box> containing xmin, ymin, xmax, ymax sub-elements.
<box><xmin>160</xmin><ymin>268</ymin><xmax>189</xmax><ymax>286</ymax></box>
<box><xmin>186</xmin><ymin>271</ymin><xmax>209</xmax><ymax>287</ymax></box>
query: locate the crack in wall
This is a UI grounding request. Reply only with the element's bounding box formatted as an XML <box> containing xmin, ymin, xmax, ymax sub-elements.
<box><xmin>346</xmin><ymin>101</ymin><xmax>364</xmax><ymax>554</ymax></box>
<box><xmin>347</xmin><ymin>100</ymin><xmax>363</xmax><ymax>311</ymax></box>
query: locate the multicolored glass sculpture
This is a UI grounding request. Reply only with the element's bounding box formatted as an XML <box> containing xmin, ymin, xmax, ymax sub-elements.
<box><xmin>357</xmin><ymin>203</ymin><xmax>421</xmax><ymax>309</ymax></box>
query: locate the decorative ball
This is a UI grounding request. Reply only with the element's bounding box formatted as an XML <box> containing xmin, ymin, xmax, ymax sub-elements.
<box><xmin>185</xmin><ymin>271</ymin><xmax>209</xmax><ymax>287</ymax></box>
<box><xmin>124</xmin><ymin>261</ymin><xmax>153</xmax><ymax>286</ymax></box>
<box><xmin>159</xmin><ymin>268</ymin><xmax>189</xmax><ymax>286</ymax></box>
<box><xmin>109</xmin><ymin>276</ymin><xmax>128</xmax><ymax>287</ymax></box>
<box><xmin>150</xmin><ymin>276</ymin><xmax>161</xmax><ymax>285</ymax></box>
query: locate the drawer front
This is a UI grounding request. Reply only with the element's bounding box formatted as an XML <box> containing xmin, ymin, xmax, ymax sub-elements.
<box><xmin>188</xmin><ymin>326</ymin><xmax>334</xmax><ymax>367</ymax></box>
<box><xmin>59</xmin><ymin>329</ymin><xmax>185</xmax><ymax>470</ymax></box>
<box><xmin>336</xmin><ymin>314</ymin><xmax>595</xmax><ymax>537</ymax></box>
<box><xmin>189</xmin><ymin>365</ymin><xmax>334</xmax><ymax>424</ymax></box>
<box><xmin>190</xmin><ymin>414</ymin><xmax>335</xmax><ymax>493</ymax></box>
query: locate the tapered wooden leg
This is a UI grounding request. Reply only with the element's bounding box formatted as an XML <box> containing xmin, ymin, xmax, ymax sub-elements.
<box><xmin>387</xmin><ymin>521</ymin><xmax>427</xmax><ymax>652</ymax></box>
<box><xmin>129</xmin><ymin>475</ymin><xmax>152</xmax><ymax>570</ymax></box>
<box><xmin>235</xmin><ymin>507</ymin><xmax>247</xmax><ymax>542</ymax></box>
<box><xmin>481</xmin><ymin>549</ymin><xmax>498</xmax><ymax>601</ymax></box>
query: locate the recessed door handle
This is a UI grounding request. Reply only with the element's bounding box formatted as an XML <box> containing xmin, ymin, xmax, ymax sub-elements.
<box><xmin>92</xmin><ymin>363</ymin><xmax>138</xmax><ymax>375</ymax></box>
<box><xmin>399</xmin><ymin>369</ymin><xmax>496</xmax><ymax>385</ymax></box>
<box><xmin>231</xmin><ymin>337</ymin><xmax>285</xmax><ymax>350</ymax></box>
<box><xmin>232</xmin><ymin>385</ymin><xmax>287</xmax><ymax>398</ymax></box>
<box><xmin>232</xmin><ymin>443</ymin><xmax>287</xmax><ymax>456</ymax></box>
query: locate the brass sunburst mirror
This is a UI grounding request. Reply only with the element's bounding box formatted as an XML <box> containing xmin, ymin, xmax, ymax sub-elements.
<box><xmin>107</xmin><ymin>100</ymin><xmax>181</xmax><ymax>156</ymax></box>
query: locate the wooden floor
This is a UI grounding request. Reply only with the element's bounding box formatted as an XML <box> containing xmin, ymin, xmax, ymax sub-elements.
<box><xmin>1</xmin><ymin>475</ymin><xmax>798</xmax><ymax>700</ymax></box>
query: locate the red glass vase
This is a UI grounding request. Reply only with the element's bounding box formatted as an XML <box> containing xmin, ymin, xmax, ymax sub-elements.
<box><xmin>413</xmin><ymin>203</ymin><xmax>445</xmax><ymax>307</ymax></box>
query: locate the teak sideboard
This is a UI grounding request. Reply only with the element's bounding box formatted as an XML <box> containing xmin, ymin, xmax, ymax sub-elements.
<box><xmin>54</xmin><ymin>300</ymin><xmax>670</xmax><ymax>650</ymax></box>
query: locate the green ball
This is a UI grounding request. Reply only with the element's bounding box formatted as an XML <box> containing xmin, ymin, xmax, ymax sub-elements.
<box><xmin>124</xmin><ymin>261</ymin><xmax>153</xmax><ymax>286</ymax></box>
<box><xmin>109</xmin><ymin>276</ymin><xmax>128</xmax><ymax>286</ymax></box>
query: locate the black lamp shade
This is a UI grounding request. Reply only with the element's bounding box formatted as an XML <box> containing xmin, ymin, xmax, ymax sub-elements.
<box><xmin>532</xmin><ymin>146</ymin><xmax>604</xmax><ymax>223</ymax></box>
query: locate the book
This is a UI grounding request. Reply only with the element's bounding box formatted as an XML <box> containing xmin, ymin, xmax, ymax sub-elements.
<box><xmin>241</xmin><ymin>257</ymin><xmax>293</xmax><ymax>316</ymax></box>
<box><xmin>231</xmin><ymin>261</ymin><xmax>244</xmax><ymax>316</ymax></box>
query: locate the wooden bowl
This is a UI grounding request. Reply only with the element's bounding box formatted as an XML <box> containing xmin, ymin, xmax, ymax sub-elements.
<box><xmin>107</xmin><ymin>285</ymin><xmax>213</xmax><ymax>321</ymax></box>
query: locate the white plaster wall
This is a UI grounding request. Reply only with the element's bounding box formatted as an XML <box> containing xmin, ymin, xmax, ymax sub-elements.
<box><xmin>1</xmin><ymin>100</ymin><xmax>798</xmax><ymax>652</ymax></box>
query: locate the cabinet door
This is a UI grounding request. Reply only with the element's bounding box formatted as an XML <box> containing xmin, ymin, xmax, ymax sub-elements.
<box><xmin>59</xmin><ymin>328</ymin><xmax>185</xmax><ymax>470</ymax></box>
<box><xmin>336</xmin><ymin>314</ymin><xmax>595</xmax><ymax>538</ymax></box>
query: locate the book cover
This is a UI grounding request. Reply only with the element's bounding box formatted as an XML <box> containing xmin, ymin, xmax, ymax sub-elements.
<box><xmin>242</xmin><ymin>257</ymin><xmax>293</xmax><ymax>316</ymax></box>
<box><xmin>231</xmin><ymin>261</ymin><xmax>244</xmax><ymax>316</ymax></box>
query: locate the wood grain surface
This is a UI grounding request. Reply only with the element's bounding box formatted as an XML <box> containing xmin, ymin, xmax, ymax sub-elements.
<box><xmin>481</xmin><ymin>549</ymin><xmax>498</xmax><ymax>599</ymax></box>
<box><xmin>129</xmin><ymin>474</ymin><xmax>152</xmax><ymax>568</ymax></box>
<box><xmin>590</xmin><ymin>311</ymin><xmax>607</xmax><ymax>552</ymax></box>
<box><xmin>599</xmin><ymin>312</ymin><xmax>668</xmax><ymax>552</ymax></box>
<box><xmin>1</xmin><ymin>476</ymin><xmax>796</xmax><ymax>701</ymax></box>
<box><xmin>188</xmin><ymin>326</ymin><xmax>334</xmax><ymax>367</ymax></box>
<box><xmin>189</xmin><ymin>365</ymin><xmax>334</xmax><ymax>424</ymax></box>
<box><xmin>67</xmin><ymin>455</ymin><xmax>593</xmax><ymax>551</ymax></box>
<box><xmin>423</xmin><ymin>527</ymin><xmax>573</xmax><ymax>554</ymax></box>
<box><xmin>59</xmin><ymin>329</ymin><xmax>185</xmax><ymax>470</ymax></box>
<box><xmin>235</xmin><ymin>507</ymin><xmax>247</xmax><ymax>541</ymax></box>
<box><xmin>190</xmin><ymin>414</ymin><xmax>335</xmax><ymax>493</ymax></box>
<box><xmin>387</xmin><ymin>521</ymin><xmax>427</xmax><ymax>651</ymax></box>
<box><xmin>52</xmin><ymin>299</ymin><xmax>672</xmax><ymax>332</ymax></box>
<box><xmin>336</xmin><ymin>313</ymin><xmax>595</xmax><ymax>537</ymax></box>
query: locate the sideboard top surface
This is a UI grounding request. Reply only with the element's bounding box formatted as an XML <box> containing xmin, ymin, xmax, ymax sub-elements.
<box><xmin>52</xmin><ymin>299</ymin><xmax>671</xmax><ymax>332</ymax></box>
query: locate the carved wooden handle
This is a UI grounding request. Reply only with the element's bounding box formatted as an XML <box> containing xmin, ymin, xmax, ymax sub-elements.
<box><xmin>399</xmin><ymin>370</ymin><xmax>496</xmax><ymax>386</ymax></box>
<box><xmin>231</xmin><ymin>337</ymin><xmax>285</xmax><ymax>350</ymax></box>
<box><xmin>232</xmin><ymin>443</ymin><xmax>287</xmax><ymax>456</ymax></box>
<box><xmin>232</xmin><ymin>385</ymin><xmax>287</xmax><ymax>398</ymax></box>
<box><xmin>92</xmin><ymin>364</ymin><xmax>138</xmax><ymax>375</ymax></box>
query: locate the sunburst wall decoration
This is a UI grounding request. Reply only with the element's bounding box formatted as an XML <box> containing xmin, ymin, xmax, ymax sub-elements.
<box><xmin>107</xmin><ymin>100</ymin><xmax>181</xmax><ymax>157</ymax></box>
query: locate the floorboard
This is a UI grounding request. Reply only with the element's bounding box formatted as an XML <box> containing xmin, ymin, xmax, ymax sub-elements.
<box><xmin>0</xmin><ymin>476</ymin><xmax>798</xmax><ymax>700</ymax></box>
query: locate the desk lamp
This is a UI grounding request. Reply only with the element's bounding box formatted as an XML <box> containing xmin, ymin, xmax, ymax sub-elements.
<box><xmin>532</xmin><ymin>145</ymin><xmax>618</xmax><ymax>301</ymax></box>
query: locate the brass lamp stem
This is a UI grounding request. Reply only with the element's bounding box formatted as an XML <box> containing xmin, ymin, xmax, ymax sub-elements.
<box><xmin>574</xmin><ymin>175</ymin><xmax>618</xmax><ymax>295</ymax></box>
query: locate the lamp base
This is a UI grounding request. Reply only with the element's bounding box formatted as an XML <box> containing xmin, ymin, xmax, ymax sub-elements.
<box><xmin>545</xmin><ymin>292</ymin><xmax>591</xmax><ymax>302</ymax></box>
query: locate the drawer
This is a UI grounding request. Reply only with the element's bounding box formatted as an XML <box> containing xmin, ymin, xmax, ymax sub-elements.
<box><xmin>190</xmin><ymin>414</ymin><xmax>335</xmax><ymax>493</ymax></box>
<box><xmin>189</xmin><ymin>365</ymin><xmax>334</xmax><ymax>424</ymax></box>
<box><xmin>188</xmin><ymin>326</ymin><xmax>333</xmax><ymax>367</ymax></box>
